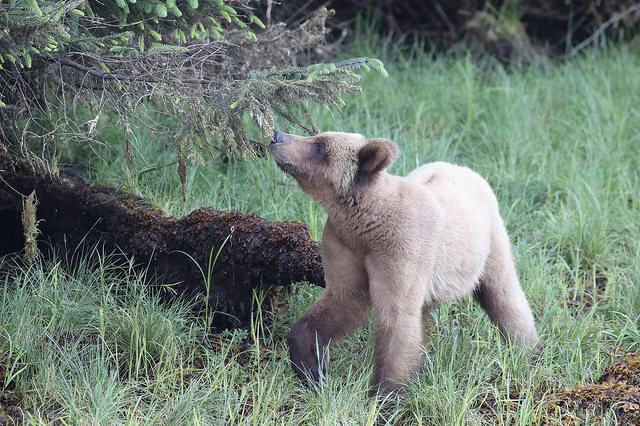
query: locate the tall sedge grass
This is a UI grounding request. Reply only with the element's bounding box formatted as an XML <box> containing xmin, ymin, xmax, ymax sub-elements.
<box><xmin>2</xmin><ymin>40</ymin><xmax>639</xmax><ymax>423</ymax></box>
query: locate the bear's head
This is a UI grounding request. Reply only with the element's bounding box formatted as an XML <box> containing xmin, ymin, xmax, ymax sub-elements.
<box><xmin>269</xmin><ymin>131</ymin><xmax>399</xmax><ymax>200</ymax></box>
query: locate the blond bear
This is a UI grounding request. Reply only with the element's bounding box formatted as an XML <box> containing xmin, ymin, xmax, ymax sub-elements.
<box><xmin>269</xmin><ymin>131</ymin><xmax>539</xmax><ymax>395</ymax></box>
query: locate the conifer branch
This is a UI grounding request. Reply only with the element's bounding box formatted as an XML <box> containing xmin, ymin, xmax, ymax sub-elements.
<box><xmin>0</xmin><ymin>2</ymin><xmax>387</xmax><ymax>200</ymax></box>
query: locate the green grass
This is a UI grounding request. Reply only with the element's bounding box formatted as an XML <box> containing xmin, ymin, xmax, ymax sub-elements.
<box><xmin>2</xmin><ymin>41</ymin><xmax>640</xmax><ymax>424</ymax></box>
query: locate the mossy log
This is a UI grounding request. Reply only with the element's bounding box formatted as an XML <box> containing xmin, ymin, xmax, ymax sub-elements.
<box><xmin>539</xmin><ymin>353</ymin><xmax>640</xmax><ymax>423</ymax></box>
<box><xmin>0</xmin><ymin>156</ymin><xmax>324</xmax><ymax>328</ymax></box>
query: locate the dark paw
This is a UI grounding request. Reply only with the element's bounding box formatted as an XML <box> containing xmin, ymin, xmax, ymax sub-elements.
<box><xmin>291</xmin><ymin>357</ymin><xmax>323</xmax><ymax>385</ymax></box>
<box><xmin>287</xmin><ymin>321</ymin><xmax>326</xmax><ymax>385</ymax></box>
<box><xmin>531</xmin><ymin>341</ymin><xmax>545</xmax><ymax>363</ymax></box>
<box><xmin>369</xmin><ymin>380</ymin><xmax>407</xmax><ymax>399</ymax></box>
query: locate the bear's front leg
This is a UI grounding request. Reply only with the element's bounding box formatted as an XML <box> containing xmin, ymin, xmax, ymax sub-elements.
<box><xmin>288</xmin><ymin>287</ymin><xmax>371</xmax><ymax>384</ymax></box>
<box><xmin>367</xmin><ymin>261</ymin><xmax>426</xmax><ymax>395</ymax></box>
<box><xmin>288</xmin><ymin>220</ymin><xmax>371</xmax><ymax>385</ymax></box>
<box><xmin>287</xmin><ymin>313</ymin><xmax>326</xmax><ymax>383</ymax></box>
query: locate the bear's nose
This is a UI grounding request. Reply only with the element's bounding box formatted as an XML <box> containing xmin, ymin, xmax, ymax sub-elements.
<box><xmin>272</xmin><ymin>131</ymin><xmax>285</xmax><ymax>145</ymax></box>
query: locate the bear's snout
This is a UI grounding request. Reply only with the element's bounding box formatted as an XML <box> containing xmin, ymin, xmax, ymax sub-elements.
<box><xmin>269</xmin><ymin>131</ymin><xmax>286</xmax><ymax>145</ymax></box>
<box><xmin>269</xmin><ymin>131</ymin><xmax>295</xmax><ymax>170</ymax></box>
<box><xmin>271</xmin><ymin>131</ymin><xmax>291</xmax><ymax>146</ymax></box>
<box><xmin>273</xmin><ymin>131</ymin><xmax>283</xmax><ymax>145</ymax></box>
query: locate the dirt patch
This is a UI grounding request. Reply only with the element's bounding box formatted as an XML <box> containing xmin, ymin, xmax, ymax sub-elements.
<box><xmin>565</xmin><ymin>273</ymin><xmax>610</xmax><ymax>316</ymax></box>
<box><xmin>0</xmin><ymin>364</ymin><xmax>62</xmax><ymax>425</ymax></box>
<box><xmin>0</xmin><ymin>155</ymin><xmax>324</xmax><ymax>328</ymax></box>
<box><xmin>477</xmin><ymin>387</ymin><xmax>525</xmax><ymax>420</ymax></box>
<box><xmin>0</xmin><ymin>391</ymin><xmax>33</xmax><ymax>425</ymax></box>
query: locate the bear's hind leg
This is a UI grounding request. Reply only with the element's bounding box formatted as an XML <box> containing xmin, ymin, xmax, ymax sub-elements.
<box><xmin>475</xmin><ymin>229</ymin><xmax>539</xmax><ymax>348</ymax></box>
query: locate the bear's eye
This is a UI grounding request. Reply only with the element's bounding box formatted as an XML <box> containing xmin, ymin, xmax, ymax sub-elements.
<box><xmin>312</xmin><ymin>142</ymin><xmax>326</xmax><ymax>157</ymax></box>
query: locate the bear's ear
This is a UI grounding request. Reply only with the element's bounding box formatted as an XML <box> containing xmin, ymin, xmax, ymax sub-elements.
<box><xmin>357</xmin><ymin>138</ymin><xmax>399</xmax><ymax>178</ymax></box>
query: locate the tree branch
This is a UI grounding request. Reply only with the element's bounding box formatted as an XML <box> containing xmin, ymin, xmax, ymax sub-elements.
<box><xmin>57</xmin><ymin>58</ymin><xmax>213</xmax><ymax>85</ymax></box>
<box><xmin>569</xmin><ymin>3</ymin><xmax>640</xmax><ymax>57</ymax></box>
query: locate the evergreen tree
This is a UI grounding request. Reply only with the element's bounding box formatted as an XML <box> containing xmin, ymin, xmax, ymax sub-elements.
<box><xmin>0</xmin><ymin>0</ymin><xmax>386</xmax><ymax>196</ymax></box>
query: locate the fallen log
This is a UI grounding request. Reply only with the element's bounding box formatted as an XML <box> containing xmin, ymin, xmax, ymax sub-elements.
<box><xmin>0</xmin><ymin>155</ymin><xmax>324</xmax><ymax>328</ymax></box>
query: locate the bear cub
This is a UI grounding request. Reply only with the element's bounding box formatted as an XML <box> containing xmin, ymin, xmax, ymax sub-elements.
<box><xmin>269</xmin><ymin>131</ymin><xmax>539</xmax><ymax>395</ymax></box>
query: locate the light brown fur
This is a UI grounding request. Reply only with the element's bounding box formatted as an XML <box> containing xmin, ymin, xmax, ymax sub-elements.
<box><xmin>269</xmin><ymin>131</ymin><xmax>539</xmax><ymax>395</ymax></box>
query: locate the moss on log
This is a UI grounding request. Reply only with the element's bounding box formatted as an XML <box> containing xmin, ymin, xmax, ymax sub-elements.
<box><xmin>0</xmin><ymin>156</ymin><xmax>324</xmax><ymax>328</ymax></box>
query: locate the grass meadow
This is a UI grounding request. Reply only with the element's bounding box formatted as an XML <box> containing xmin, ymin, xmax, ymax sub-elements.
<box><xmin>1</xmin><ymin>37</ymin><xmax>640</xmax><ymax>424</ymax></box>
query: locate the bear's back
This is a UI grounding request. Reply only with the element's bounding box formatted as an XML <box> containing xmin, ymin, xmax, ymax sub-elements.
<box><xmin>406</xmin><ymin>161</ymin><xmax>498</xmax><ymax>212</ymax></box>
